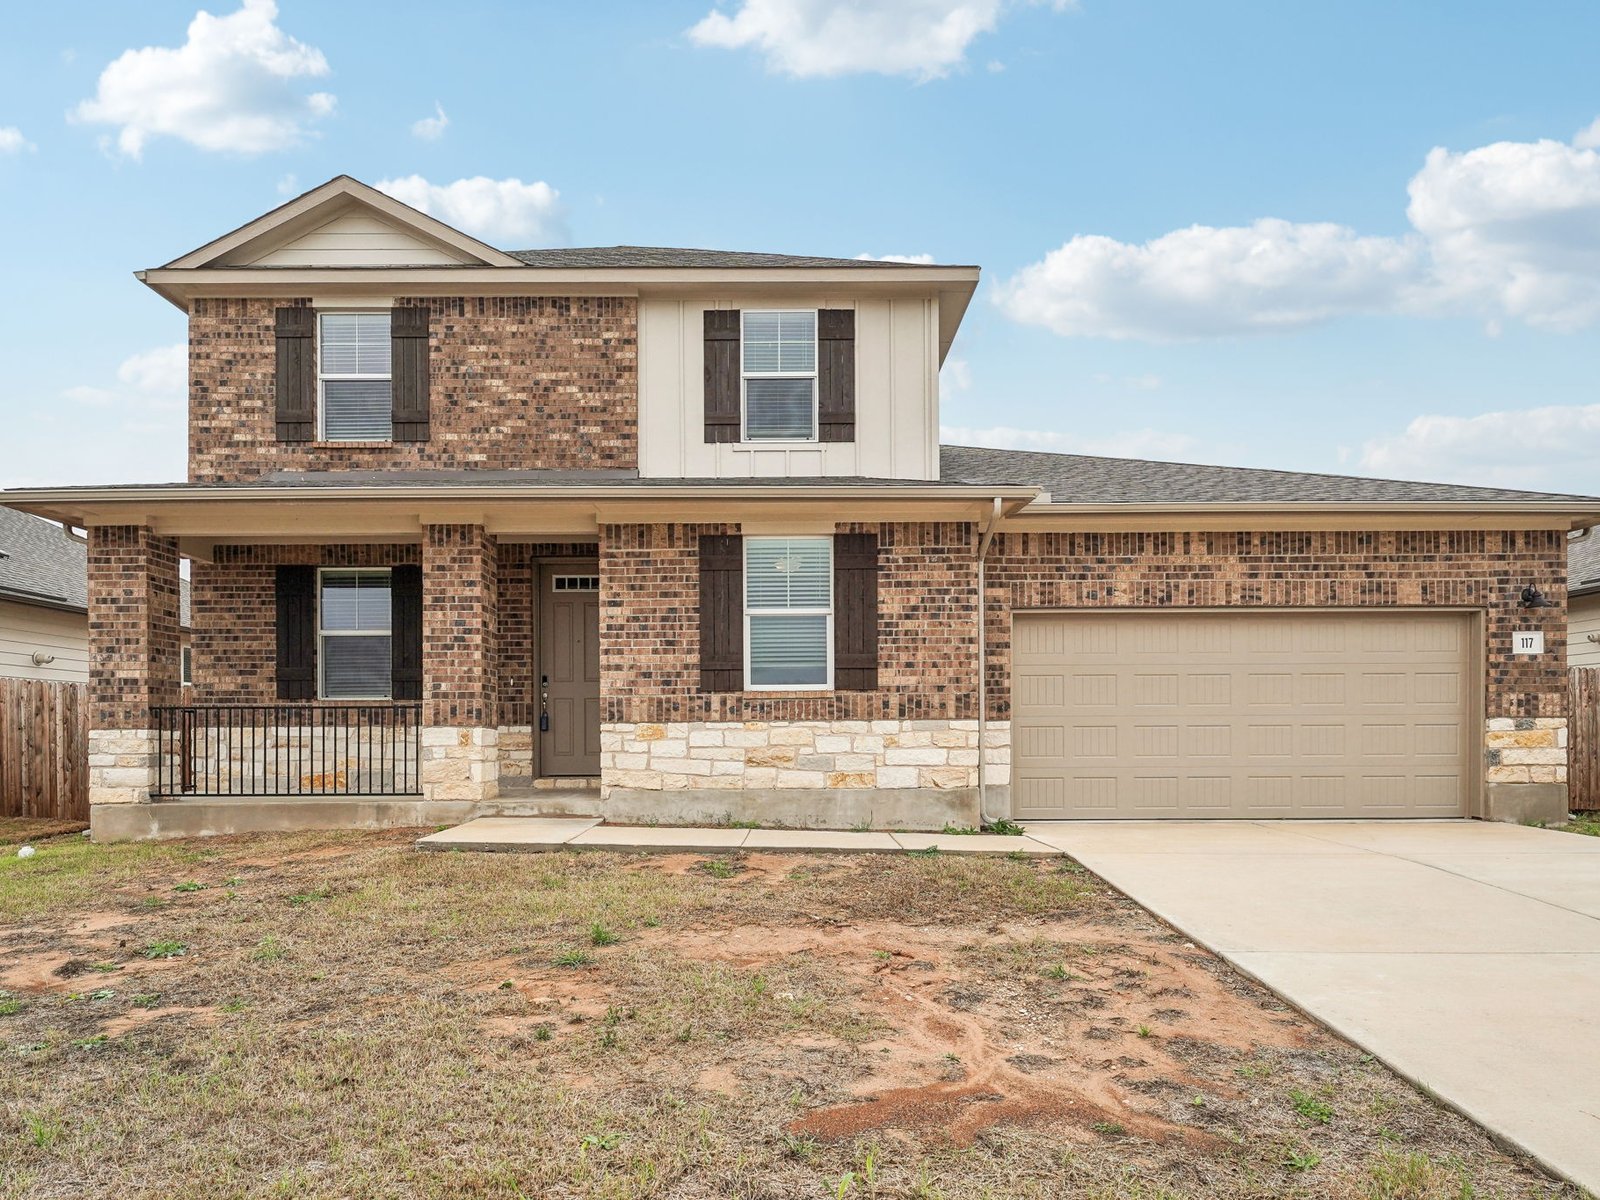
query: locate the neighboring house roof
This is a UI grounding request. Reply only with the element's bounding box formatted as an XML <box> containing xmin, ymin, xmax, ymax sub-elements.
<box><xmin>0</xmin><ymin>506</ymin><xmax>189</xmax><ymax>622</ymax></box>
<box><xmin>1571</xmin><ymin>530</ymin><xmax>1600</xmax><ymax>598</ymax></box>
<box><xmin>506</xmin><ymin>247</ymin><xmax>965</xmax><ymax>270</ymax></box>
<box><xmin>0</xmin><ymin>506</ymin><xmax>87</xmax><ymax>610</ymax></box>
<box><xmin>940</xmin><ymin>445</ymin><xmax>1600</xmax><ymax>506</ymax></box>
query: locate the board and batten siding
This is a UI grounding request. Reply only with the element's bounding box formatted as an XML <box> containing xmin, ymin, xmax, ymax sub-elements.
<box><xmin>636</xmin><ymin>295</ymin><xmax>941</xmax><ymax>480</ymax></box>
<box><xmin>0</xmin><ymin>600</ymin><xmax>89</xmax><ymax>683</ymax></box>
<box><xmin>1570</xmin><ymin>594</ymin><xmax>1600</xmax><ymax>669</ymax></box>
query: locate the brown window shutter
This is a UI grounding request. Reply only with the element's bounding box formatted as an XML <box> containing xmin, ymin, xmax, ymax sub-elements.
<box><xmin>275</xmin><ymin>565</ymin><xmax>317</xmax><ymax>700</ymax></box>
<box><xmin>274</xmin><ymin>307</ymin><xmax>316</xmax><ymax>442</ymax></box>
<box><xmin>817</xmin><ymin>308</ymin><xmax>855</xmax><ymax>443</ymax></box>
<box><xmin>699</xmin><ymin>534</ymin><xmax>744</xmax><ymax>691</ymax></box>
<box><xmin>390</xmin><ymin>564</ymin><xmax>423</xmax><ymax>700</ymax></box>
<box><xmin>833</xmin><ymin>532</ymin><xmax>878</xmax><ymax>690</ymax></box>
<box><xmin>390</xmin><ymin>306</ymin><xmax>431</xmax><ymax>442</ymax></box>
<box><xmin>703</xmin><ymin>309</ymin><xmax>741</xmax><ymax>443</ymax></box>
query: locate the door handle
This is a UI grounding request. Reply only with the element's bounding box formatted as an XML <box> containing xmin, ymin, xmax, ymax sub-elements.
<box><xmin>539</xmin><ymin>674</ymin><xmax>550</xmax><ymax>732</ymax></box>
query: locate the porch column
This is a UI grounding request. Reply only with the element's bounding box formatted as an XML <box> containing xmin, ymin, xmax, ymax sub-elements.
<box><xmin>86</xmin><ymin>525</ymin><xmax>182</xmax><ymax>806</ymax></box>
<box><xmin>420</xmin><ymin>523</ymin><xmax>499</xmax><ymax>802</ymax></box>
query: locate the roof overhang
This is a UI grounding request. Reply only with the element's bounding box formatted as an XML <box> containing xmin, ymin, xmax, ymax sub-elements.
<box><xmin>1005</xmin><ymin>499</ymin><xmax>1600</xmax><ymax>532</ymax></box>
<box><xmin>0</xmin><ymin>586</ymin><xmax>86</xmax><ymax>616</ymax></box>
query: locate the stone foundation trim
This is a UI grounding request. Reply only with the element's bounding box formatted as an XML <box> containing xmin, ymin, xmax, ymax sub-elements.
<box><xmin>422</xmin><ymin>726</ymin><xmax>500</xmax><ymax>802</ymax></box>
<box><xmin>1484</xmin><ymin>717</ymin><xmax>1568</xmax><ymax>785</ymax></box>
<box><xmin>88</xmin><ymin>727</ymin><xmax>159</xmax><ymax>806</ymax></box>
<box><xmin>600</xmin><ymin>786</ymin><xmax>979</xmax><ymax>832</ymax></box>
<box><xmin>600</xmin><ymin>720</ymin><xmax>1011</xmax><ymax>795</ymax></box>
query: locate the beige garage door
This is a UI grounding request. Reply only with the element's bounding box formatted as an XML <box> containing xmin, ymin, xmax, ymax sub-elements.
<box><xmin>1011</xmin><ymin>611</ymin><xmax>1475</xmax><ymax>820</ymax></box>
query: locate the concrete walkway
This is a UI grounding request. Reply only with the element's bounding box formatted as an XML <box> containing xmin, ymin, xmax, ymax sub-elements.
<box><xmin>1023</xmin><ymin>819</ymin><xmax>1600</xmax><ymax>1192</ymax></box>
<box><xmin>417</xmin><ymin>816</ymin><xmax>1062</xmax><ymax>856</ymax></box>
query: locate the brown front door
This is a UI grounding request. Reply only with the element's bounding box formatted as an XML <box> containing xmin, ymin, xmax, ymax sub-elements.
<box><xmin>538</xmin><ymin>565</ymin><xmax>601</xmax><ymax>776</ymax></box>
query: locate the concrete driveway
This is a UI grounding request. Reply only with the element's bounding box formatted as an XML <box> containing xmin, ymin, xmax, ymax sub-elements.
<box><xmin>1023</xmin><ymin>820</ymin><xmax>1600</xmax><ymax>1192</ymax></box>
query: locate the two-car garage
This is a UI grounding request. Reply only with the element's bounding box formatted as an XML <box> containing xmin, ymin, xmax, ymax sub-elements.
<box><xmin>1009</xmin><ymin>610</ymin><xmax>1476</xmax><ymax>820</ymax></box>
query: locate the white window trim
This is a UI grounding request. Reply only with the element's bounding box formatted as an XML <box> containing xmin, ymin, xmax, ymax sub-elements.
<box><xmin>181</xmin><ymin>645</ymin><xmax>192</xmax><ymax>687</ymax></box>
<box><xmin>743</xmin><ymin>536</ymin><xmax>833</xmax><ymax>692</ymax></box>
<box><xmin>316</xmin><ymin>567</ymin><xmax>394</xmax><ymax>701</ymax></box>
<box><xmin>317</xmin><ymin>309</ymin><xmax>393</xmax><ymax>443</ymax></box>
<box><xmin>740</xmin><ymin>308</ymin><xmax>819</xmax><ymax>444</ymax></box>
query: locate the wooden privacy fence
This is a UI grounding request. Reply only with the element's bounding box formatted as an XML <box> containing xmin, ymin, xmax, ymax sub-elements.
<box><xmin>0</xmin><ymin>678</ymin><xmax>88</xmax><ymax>822</ymax></box>
<box><xmin>1572</xmin><ymin>667</ymin><xmax>1600</xmax><ymax>813</ymax></box>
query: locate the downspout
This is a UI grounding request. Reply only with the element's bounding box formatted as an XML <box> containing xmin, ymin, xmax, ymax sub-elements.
<box><xmin>976</xmin><ymin>497</ymin><xmax>1003</xmax><ymax>820</ymax></box>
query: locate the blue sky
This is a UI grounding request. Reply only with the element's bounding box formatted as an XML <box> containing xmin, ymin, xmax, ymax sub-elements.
<box><xmin>2</xmin><ymin>0</ymin><xmax>1599</xmax><ymax>492</ymax></box>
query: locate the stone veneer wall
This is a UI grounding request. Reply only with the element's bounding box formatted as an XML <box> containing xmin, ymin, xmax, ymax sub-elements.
<box><xmin>187</xmin><ymin>296</ymin><xmax>637</xmax><ymax>483</ymax></box>
<box><xmin>1485</xmin><ymin>718</ymin><xmax>1568</xmax><ymax>786</ymax></box>
<box><xmin>601</xmin><ymin>719</ymin><xmax>1010</xmax><ymax>795</ymax></box>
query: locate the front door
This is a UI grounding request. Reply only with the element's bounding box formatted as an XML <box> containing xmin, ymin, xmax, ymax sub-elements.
<box><xmin>538</xmin><ymin>565</ymin><xmax>601</xmax><ymax>776</ymax></box>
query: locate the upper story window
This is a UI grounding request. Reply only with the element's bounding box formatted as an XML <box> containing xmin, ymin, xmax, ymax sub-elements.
<box><xmin>742</xmin><ymin>310</ymin><xmax>816</xmax><ymax>441</ymax></box>
<box><xmin>319</xmin><ymin>312</ymin><xmax>392</xmax><ymax>441</ymax></box>
<box><xmin>745</xmin><ymin>536</ymin><xmax>832</xmax><ymax>689</ymax></box>
<box><xmin>318</xmin><ymin>568</ymin><xmax>392</xmax><ymax>699</ymax></box>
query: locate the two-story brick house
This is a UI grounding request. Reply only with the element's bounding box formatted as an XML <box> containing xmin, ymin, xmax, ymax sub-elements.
<box><xmin>6</xmin><ymin>176</ymin><xmax>1598</xmax><ymax>840</ymax></box>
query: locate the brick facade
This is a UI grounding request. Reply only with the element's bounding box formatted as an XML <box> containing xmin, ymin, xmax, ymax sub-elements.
<box><xmin>87</xmin><ymin>526</ymin><xmax>182</xmax><ymax>728</ymax></box>
<box><xmin>599</xmin><ymin>521</ymin><xmax>978</xmax><ymax>725</ymax></box>
<box><xmin>982</xmin><ymin>528</ymin><xmax>1569</xmax><ymax>722</ymax></box>
<box><xmin>187</xmin><ymin>296</ymin><xmax>637</xmax><ymax>483</ymax></box>
<box><xmin>190</xmin><ymin>544</ymin><xmax>420</xmax><ymax>702</ymax></box>
<box><xmin>422</xmin><ymin>524</ymin><xmax>498</xmax><ymax>729</ymax></box>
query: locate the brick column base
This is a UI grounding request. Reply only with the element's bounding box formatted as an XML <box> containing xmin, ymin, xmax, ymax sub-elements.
<box><xmin>422</xmin><ymin>726</ymin><xmax>499</xmax><ymax>802</ymax></box>
<box><xmin>88</xmin><ymin>728</ymin><xmax>160</xmax><ymax>806</ymax></box>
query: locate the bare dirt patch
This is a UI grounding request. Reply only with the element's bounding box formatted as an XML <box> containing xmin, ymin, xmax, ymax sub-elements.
<box><xmin>0</xmin><ymin>832</ymin><xmax>1578</xmax><ymax>1199</ymax></box>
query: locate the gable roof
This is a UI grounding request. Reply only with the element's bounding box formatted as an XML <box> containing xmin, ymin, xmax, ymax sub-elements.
<box><xmin>507</xmin><ymin>246</ymin><xmax>970</xmax><ymax>269</ymax></box>
<box><xmin>940</xmin><ymin>444</ymin><xmax>1600</xmax><ymax>506</ymax></box>
<box><xmin>0</xmin><ymin>506</ymin><xmax>87</xmax><ymax>610</ymax></box>
<box><xmin>1572</xmin><ymin>530</ymin><xmax>1600</xmax><ymax>597</ymax></box>
<box><xmin>161</xmin><ymin>175</ymin><xmax>524</xmax><ymax>270</ymax></box>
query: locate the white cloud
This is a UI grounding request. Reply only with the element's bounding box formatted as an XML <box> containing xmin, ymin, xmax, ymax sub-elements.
<box><xmin>276</xmin><ymin>172</ymin><xmax>298</xmax><ymax>196</ymax></box>
<box><xmin>688</xmin><ymin>0</ymin><xmax>1012</xmax><ymax>81</ymax></box>
<box><xmin>411</xmin><ymin>101</ymin><xmax>448</xmax><ymax>141</ymax></box>
<box><xmin>1358</xmin><ymin>404</ymin><xmax>1600</xmax><ymax>494</ymax></box>
<box><xmin>940</xmin><ymin>356</ymin><xmax>972</xmax><ymax>392</ymax></box>
<box><xmin>1000</xmin><ymin>118</ymin><xmax>1600</xmax><ymax>340</ymax></box>
<box><xmin>1575</xmin><ymin>117</ymin><xmax>1600</xmax><ymax>150</ymax></box>
<box><xmin>71</xmin><ymin>0</ymin><xmax>334</xmax><ymax>158</ymax></box>
<box><xmin>997</xmin><ymin>219</ymin><xmax>1423</xmax><ymax>340</ymax></box>
<box><xmin>0</xmin><ymin>126</ymin><xmax>34</xmax><ymax>154</ymax></box>
<box><xmin>63</xmin><ymin>344</ymin><xmax>186</xmax><ymax>411</ymax></box>
<box><xmin>941</xmin><ymin>423</ymin><xmax>1204</xmax><ymax>461</ymax></box>
<box><xmin>856</xmin><ymin>251</ymin><xmax>936</xmax><ymax>264</ymax></box>
<box><xmin>374</xmin><ymin>175</ymin><xmax>566</xmax><ymax>245</ymax></box>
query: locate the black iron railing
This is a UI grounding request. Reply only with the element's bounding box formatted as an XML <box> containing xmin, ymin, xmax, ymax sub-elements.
<box><xmin>151</xmin><ymin>704</ymin><xmax>423</xmax><ymax>798</ymax></box>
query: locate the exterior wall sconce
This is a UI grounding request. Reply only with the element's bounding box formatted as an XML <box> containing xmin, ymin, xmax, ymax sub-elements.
<box><xmin>30</xmin><ymin>651</ymin><xmax>56</xmax><ymax>666</ymax></box>
<box><xmin>1518</xmin><ymin>585</ymin><xmax>1557</xmax><ymax>609</ymax></box>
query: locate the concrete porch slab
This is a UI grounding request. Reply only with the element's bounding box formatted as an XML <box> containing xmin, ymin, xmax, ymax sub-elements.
<box><xmin>889</xmin><ymin>831</ymin><xmax>1058</xmax><ymax>855</ymax></box>
<box><xmin>743</xmin><ymin>828</ymin><xmax>899</xmax><ymax>851</ymax></box>
<box><xmin>416</xmin><ymin>816</ymin><xmax>599</xmax><ymax>851</ymax></box>
<box><xmin>568</xmin><ymin>825</ymin><xmax>750</xmax><ymax>852</ymax></box>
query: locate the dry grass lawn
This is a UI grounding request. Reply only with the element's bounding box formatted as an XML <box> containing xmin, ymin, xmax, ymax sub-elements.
<box><xmin>0</xmin><ymin>820</ymin><xmax>1581</xmax><ymax>1199</ymax></box>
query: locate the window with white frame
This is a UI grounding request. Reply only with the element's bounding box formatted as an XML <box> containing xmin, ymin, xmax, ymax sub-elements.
<box><xmin>742</xmin><ymin>310</ymin><xmax>817</xmax><ymax>440</ymax></box>
<box><xmin>181</xmin><ymin>645</ymin><xmax>192</xmax><ymax>687</ymax></box>
<box><xmin>319</xmin><ymin>569</ymin><xmax>392</xmax><ymax>699</ymax></box>
<box><xmin>319</xmin><ymin>312</ymin><xmax>392</xmax><ymax>441</ymax></box>
<box><xmin>745</xmin><ymin>537</ymin><xmax>832</xmax><ymax>689</ymax></box>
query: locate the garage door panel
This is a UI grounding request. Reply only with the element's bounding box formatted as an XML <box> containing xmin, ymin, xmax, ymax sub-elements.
<box><xmin>1012</xmin><ymin>611</ymin><xmax>1474</xmax><ymax>820</ymax></box>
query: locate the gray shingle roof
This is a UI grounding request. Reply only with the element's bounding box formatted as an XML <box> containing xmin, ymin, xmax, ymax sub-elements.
<box><xmin>506</xmin><ymin>246</ymin><xmax>965</xmax><ymax>270</ymax></box>
<box><xmin>940</xmin><ymin>445</ymin><xmax>1600</xmax><ymax>506</ymax></box>
<box><xmin>1571</xmin><ymin>531</ymin><xmax>1600</xmax><ymax>595</ymax></box>
<box><xmin>0</xmin><ymin>507</ymin><xmax>87</xmax><ymax>609</ymax></box>
<box><xmin>0</xmin><ymin>507</ymin><xmax>190</xmax><ymax>622</ymax></box>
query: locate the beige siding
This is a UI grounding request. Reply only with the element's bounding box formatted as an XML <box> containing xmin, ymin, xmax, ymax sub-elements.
<box><xmin>1570</xmin><ymin>594</ymin><xmax>1600</xmax><ymax>668</ymax></box>
<box><xmin>248</xmin><ymin>211</ymin><xmax>474</xmax><ymax>267</ymax></box>
<box><xmin>637</xmin><ymin>294</ymin><xmax>940</xmax><ymax>480</ymax></box>
<box><xmin>0</xmin><ymin>600</ymin><xmax>89</xmax><ymax>683</ymax></box>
